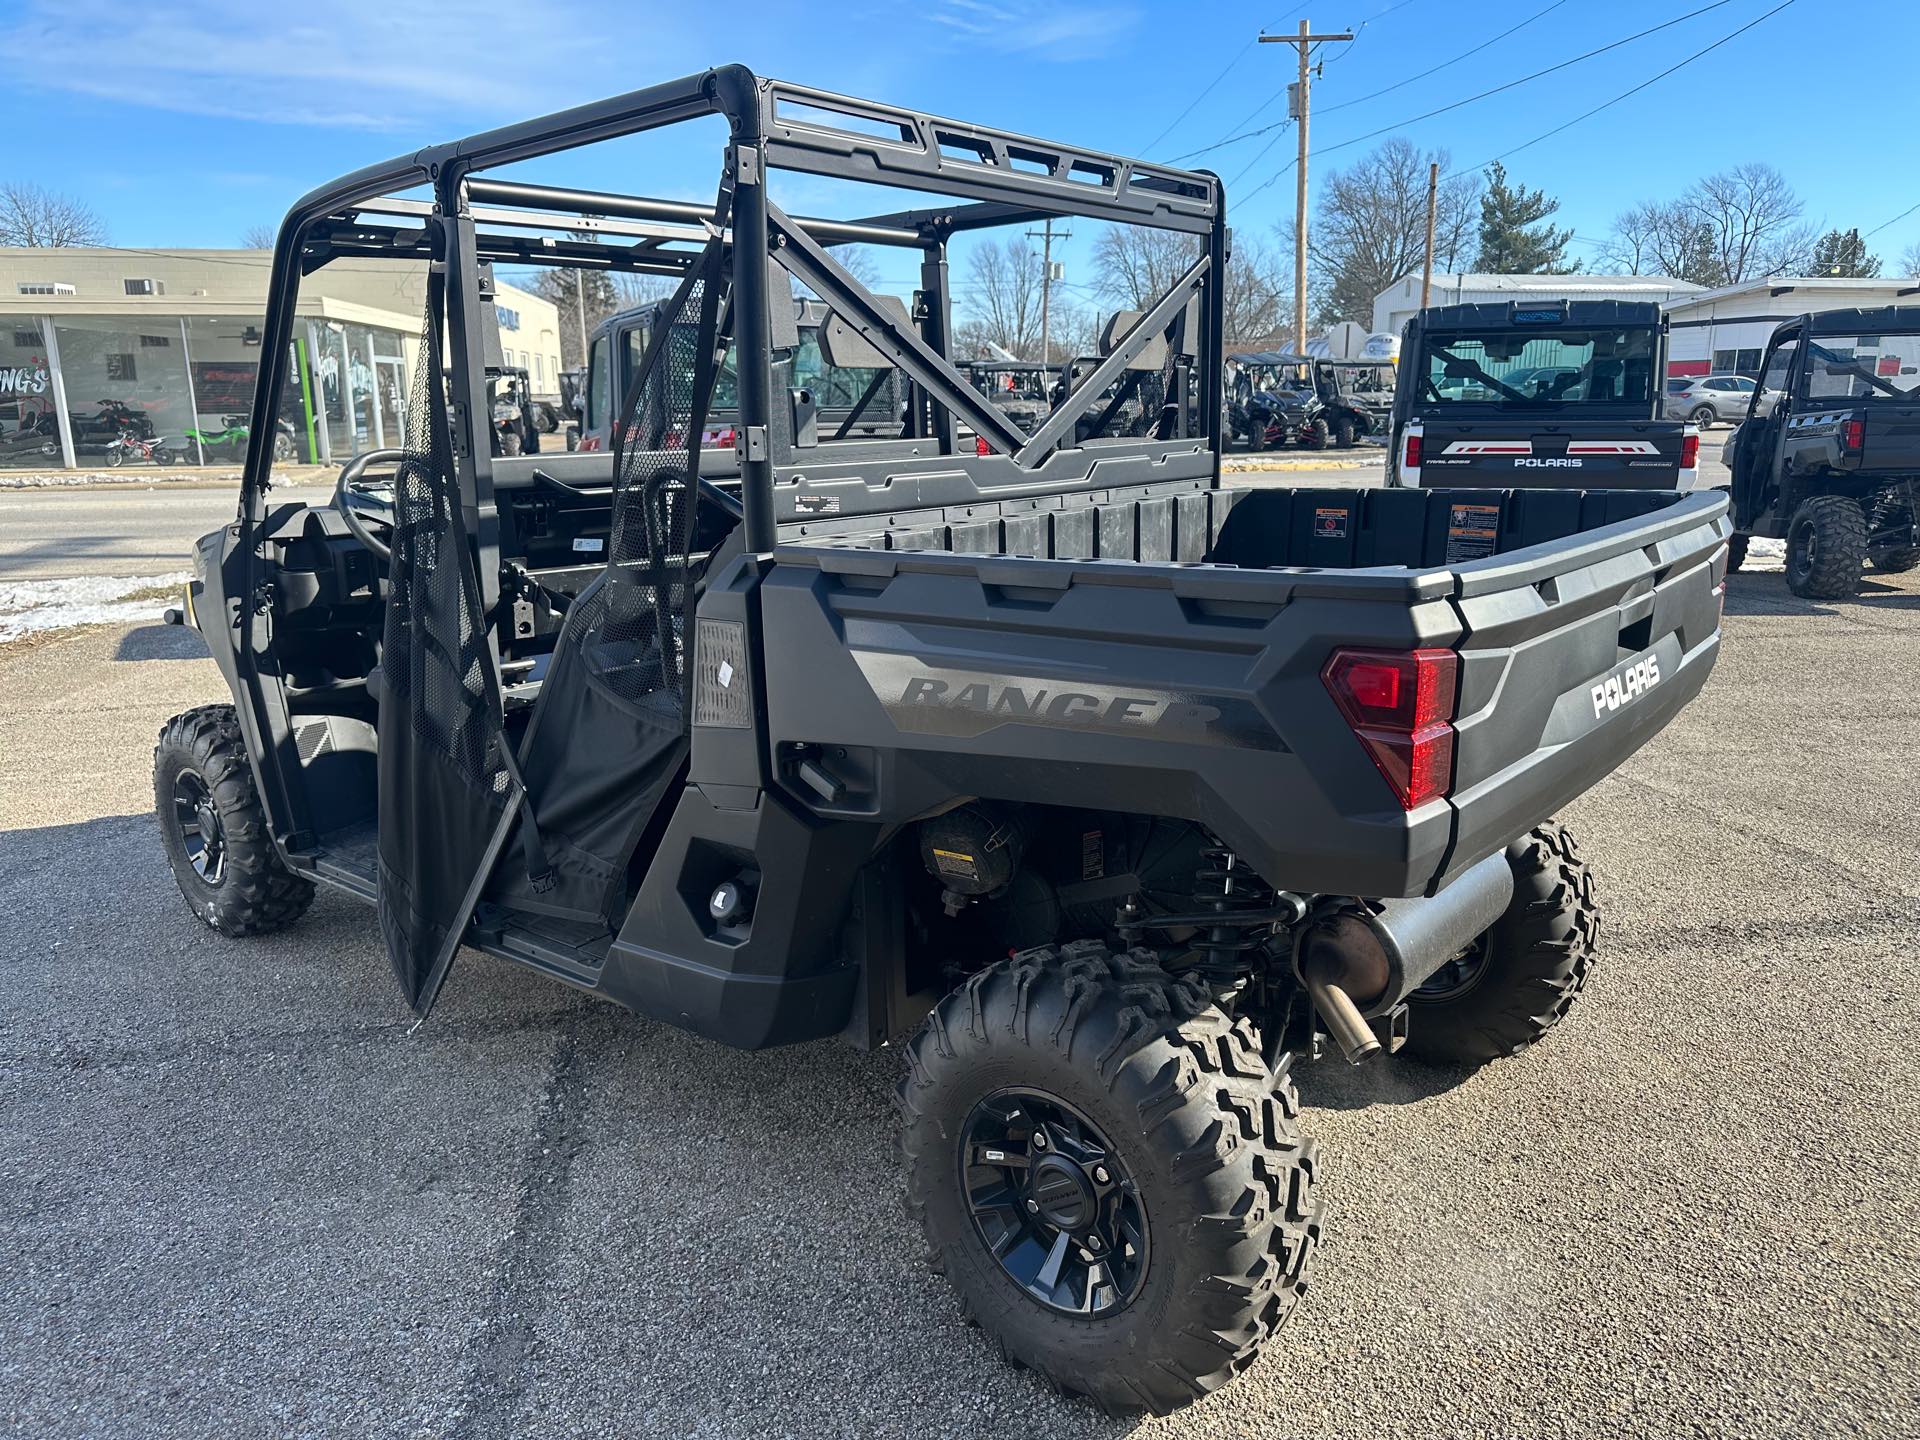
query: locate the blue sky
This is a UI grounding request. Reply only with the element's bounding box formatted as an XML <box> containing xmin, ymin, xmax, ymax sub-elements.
<box><xmin>5</xmin><ymin>0</ymin><xmax>1917</xmax><ymax>293</ymax></box>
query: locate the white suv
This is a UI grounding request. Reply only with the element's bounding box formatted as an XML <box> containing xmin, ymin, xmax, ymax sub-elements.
<box><xmin>1664</xmin><ymin>374</ymin><xmax>1756</xmax><ymax>427</ymax></box>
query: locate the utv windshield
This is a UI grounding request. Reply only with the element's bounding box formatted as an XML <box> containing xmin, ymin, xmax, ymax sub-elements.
<box><xmin>1804</xmin><ymin>333</ymin><xmax>1920</xmax><ymax>402</ymax></box>
<box><xmin>1417</xmin><ymin>327</ymin><xmax>1656</xmax><ymax>405</ymax></box>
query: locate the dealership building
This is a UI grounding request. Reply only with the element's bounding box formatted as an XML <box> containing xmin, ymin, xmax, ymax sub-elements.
<box><xmin>1663</xmin><ymin>275</ymin><xmax>1920</xmax><ymax>377</ymax></box>
<box><xmin>0</xmin><ymin>248</ymin><xmax>560</xmax><ymax>471</ymax></box>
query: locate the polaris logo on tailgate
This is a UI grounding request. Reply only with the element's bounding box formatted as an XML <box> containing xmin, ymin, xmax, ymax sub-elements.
<box><xmin>1592</xmin><ymin>655</ymin><xmax>1661</xmax><ymax>716</ymax></box>
<box><xmin>1515</xmin><ymin>457</ymin><xmax>1583</xmax><ymax>468</ymax></box>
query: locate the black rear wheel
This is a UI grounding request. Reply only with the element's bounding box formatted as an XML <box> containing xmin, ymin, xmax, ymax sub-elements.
<box><xmin>1403</xmin><ymin>822</ymin><xmax>1599</xmax><ymax>1067</ymax></box>
<box><xmin>154</xmin><ymin>705</ymin><xmax>314</xmax><ymax>936</ymax></box>
<box><xmin>1870</xmin><ymin>546</ymin><xmax>1919</xmax><ymax>573</ymax></box>
<box><xmin>1785</xmin><ymin>495</ymin><xmax>1867</xmax><ymax>599</ymax></box>
<box><xmin>899</xmin><ymin>942</ymin><xmax>1321</xmax><ymax>1415</ymax></box>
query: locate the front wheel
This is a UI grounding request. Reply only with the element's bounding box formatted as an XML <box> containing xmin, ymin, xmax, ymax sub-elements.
<box><xmin>1300</xmin><ymin>417</ymin><xmax>1329</xmax><ymax>451</ymax></box>
<box><xmin>1785</xmin><ymin>495</ymin><xmax>1867</xmax><ymax>599</ymax></box>
<box><xmin>899</xmin><ymin>943</ymin><xmax>1321</xmax><ymax>1416</ymax></box>
<box><xmin>1402</xmin><ymin>822</ymin><xmax>1599</xmax><ymax>1067</ymax></box>
<box><xmin>154</xmin><ymin>706</ymin><xmax>315</xmax><ymax>936</ymax></box>
<box><xmin>1331</xmin><ymin>415</ymin><xmax>1357</xmax><ymax>448</ymax></box>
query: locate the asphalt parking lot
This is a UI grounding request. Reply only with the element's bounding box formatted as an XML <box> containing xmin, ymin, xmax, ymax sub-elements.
<box><xmin>2</xmin><ymin>511</ymin><xmax>1916</xmax><ymax>1439</ymax></box>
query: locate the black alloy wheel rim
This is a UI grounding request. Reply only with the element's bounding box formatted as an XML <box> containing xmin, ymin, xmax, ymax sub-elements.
<box><xmin>958</xmin><ymin>1089</ymin><xmax>1149</xmax><ymax>1318</ymax></box>
<box><xmin>172</xmin><ymin>769</ymin><xmax>226</xmax><ymax>885</ymax></box>
<box><xmin>1413</xmin><ymin>937</ymin><xmax>1490</xmax><ymax>1002</ymax></box>
<box><xmin>1789</xmin><ymin>519</ymin><xmax>1815</xmax><ymax>586</ymax></box>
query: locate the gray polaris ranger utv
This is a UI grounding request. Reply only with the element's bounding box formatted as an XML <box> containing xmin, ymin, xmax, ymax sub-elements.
<box><xmin>150</xmin><ymin>67</ymin><xmax>1729</xmax><ymax>1416</ymax></box>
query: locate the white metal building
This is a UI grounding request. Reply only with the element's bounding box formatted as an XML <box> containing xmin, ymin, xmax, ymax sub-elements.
<box><xmin>1663</xmin><ymin>275</ymin><xmax>1920</xmax><ymax>378</ymax></box>
<box><xmin>0</xmin><ymin>248</ymin><xmax>560</xmax><ymax>470</ymax></box>
<box><xmin>1371</xmin><ymin>272</ymin><xmax>1707</xmax><ymax>340</ymax></box>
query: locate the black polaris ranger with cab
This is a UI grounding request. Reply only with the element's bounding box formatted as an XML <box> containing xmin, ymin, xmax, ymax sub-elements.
<box><xmin>1721</xmin><ymin>307</ymin><xmax>1920</xmax><ymax>597</ymax></box>
<box><xmin>151</xmin><ymin>68</ymin><xmax>1728</xmax><ymax>1417</ymax></box>
<box><xmin>1390</xmin><ymin>298</ymin><xmax>1700</xmax><ymax>492</ymax></box>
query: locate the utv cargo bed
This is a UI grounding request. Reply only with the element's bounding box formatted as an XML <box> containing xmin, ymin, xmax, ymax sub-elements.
<box><xmin>753</xmin><ymin>483</ymin><xmax>1726</xmax><ymax>899</ymax></box>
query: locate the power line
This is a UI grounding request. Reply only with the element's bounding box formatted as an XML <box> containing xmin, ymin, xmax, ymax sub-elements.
<box><xmin>1189</xmin><ymin>0</ymin><xmax>1734</xmax><ymax>168</ymax></box>
<box><xmin>1144</xmin><ymin>4</ymin><xmax>1311</xmax><ymax>157</ymax></box>
<box><xmin>1317</xmin><ymin>0</ymin><xmax>1571</xmax><ymax>116</ymax></box>
<box><xmin>1863</xmin><ymin>198</ymin><xmax>1920</xmax><ymax>239</ymax></box>
<box><xmin>1455</xmin><ymin>0</ymin><xmax>1799</xmax><ymax>177</ymax></box>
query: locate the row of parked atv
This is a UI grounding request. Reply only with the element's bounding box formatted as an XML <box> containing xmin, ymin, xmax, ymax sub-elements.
<box><xmin>1226</xmin><ymin>352</ymin><xmax>1393</xmax><ymax>452</ymax></box>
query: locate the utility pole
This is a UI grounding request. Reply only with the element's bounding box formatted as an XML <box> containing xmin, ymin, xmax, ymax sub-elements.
<box><xmin>572</xmin><ymin>267</ymin><xmax>589</xmax><ymax>369</ymax></box>
<box><xmin>1420</xmin><ymin>161</ymin><xmax>1439</xmax><ymax>311</ymax></box>
<box><xmin>1260</xmin><ymin>20</ymin><xmax>1351</xmax><ymax>357</ymax></box>
<box><xmin>1025</xmin><ymin>217</ymin><xmax>1070</xmax><ymax>363</ymax></box>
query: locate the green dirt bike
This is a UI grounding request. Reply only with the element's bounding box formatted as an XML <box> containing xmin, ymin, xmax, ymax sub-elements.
<box><xmin>181</xmin><ymin>414</ymin><xmax>298</xmax><ymax>464</ymax></box>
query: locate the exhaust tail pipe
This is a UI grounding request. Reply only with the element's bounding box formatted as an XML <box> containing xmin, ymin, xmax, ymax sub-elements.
<box><xmin>1294</xmin><ymin>848</ymin><xmax>1516</xmax><ymax>1063</ymax></box>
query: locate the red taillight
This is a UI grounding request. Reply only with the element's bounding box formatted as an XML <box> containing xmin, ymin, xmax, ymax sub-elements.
<box><xmin>1403</xmin><ymin>432</ymin><xmax>1422</xmax><ymax>470</ymax></box>
<box><xmin>1680</xmin><ymin>432</ymin><xmax>1700</xmax><ymax>469</ymax></box>
<box><xmin>1322</xmin><ymin>647</ymin><xmax>1459</xmax><ymax>811</ymax></box>
<box><xmin>1842</xmin><ymin>417</ymin><xmax>1865</xmax><ymax>451</ymax></box>
<box><xmin>975</xmin><ymin>435</ymin><xmax>992</xmax><ymax>456</ymax></box>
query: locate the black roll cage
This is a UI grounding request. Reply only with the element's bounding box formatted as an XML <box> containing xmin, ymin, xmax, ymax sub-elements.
<box><xmin>241</xmin><ymin>66</ymin><xmax>1227</xmax><ymax>543</ymax></box>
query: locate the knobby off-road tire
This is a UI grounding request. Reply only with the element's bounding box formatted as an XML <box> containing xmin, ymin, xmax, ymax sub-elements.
<box><xmin>1331</xmin><ymin>415</ymin><xmax>1357</xmax><ymax>449</ymax></box>
<box><xmin>1870</xmin><ymin>546</ymin><xmax>1920</xmax><ymax>573</ymax></box>
<box><xmin>1785</xmin><ymin>495</ymin><xmax>1867</xmax><ymax>599</ymax></box>
<box><xmin>1300</xmin><ymin>417</ymin><xmax>1330</xmax><ymax>451</ymax></box>
<box><xmin>154</xmin><ymin>705</ymin><xmax>314</xmax><ymax>936</ymax></box>
<box><xmin>898</xmin><ymin>942</ymin><xmax>1322</xmax><ymax>1416</ymax></box>
<box><xmin>1403</xmin><ymin>823</ymin><xmax>1599</xmax><ymax>1067</ymax></box>
<box><xmin>1725</xmin><ymin>533</ymin><xmax>1749</xmax><ymax>573</ymax></box>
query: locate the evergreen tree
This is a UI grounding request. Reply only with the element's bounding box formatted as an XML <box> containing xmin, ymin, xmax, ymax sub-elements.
<box><xmin>1808</xmin><ymin>228</ymin><xmax>1880</xmax><ymax>278</ymax></box>
<box><xmin>1474</xmin><ymin>162</ymin><xmax>1574</xmax><ymax>274</ymax></box>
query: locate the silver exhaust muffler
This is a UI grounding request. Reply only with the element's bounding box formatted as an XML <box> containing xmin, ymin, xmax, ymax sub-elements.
<box><xmin>1293</xmin><ymin>848</ymin><xmax>1516</xmax><ymax>1063</ymax></box>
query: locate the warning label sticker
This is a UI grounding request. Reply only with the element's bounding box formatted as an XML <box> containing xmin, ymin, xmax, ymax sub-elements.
<box><xmin>930</xmin><ymin>847</ymin><xmax>980</xmax><ymax>881</ymax></box>
<box><xmin>1445</xmin><ymin>503</ymin><xmax>1500</xmax><ymax>562</ymax></box>
<box><xmin>1313</xmin><ymin>507</ymin><xmax>1350</xmax><ymax>540</ymax></box>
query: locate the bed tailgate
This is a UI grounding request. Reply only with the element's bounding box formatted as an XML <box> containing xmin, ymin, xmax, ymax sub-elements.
<box><xmin>1436</xmin><ymin>488</ymin><xmax>1729</xmax><ymax>885</ymax></box>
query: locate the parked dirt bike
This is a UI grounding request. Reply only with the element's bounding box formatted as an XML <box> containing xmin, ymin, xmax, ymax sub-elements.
<box><xmin>184</xmin><ymin>415</ymin><xmax>298</xmax><ymax>464</ymax></box>
<box><xmin>102</xmin><ymin>428</ymin><xmax>181</xmax><ymax>467</ymax></box>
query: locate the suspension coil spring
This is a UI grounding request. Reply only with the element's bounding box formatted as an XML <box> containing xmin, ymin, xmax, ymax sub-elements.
<box><xmin>1191</xmin><ymin>846</ymin><xmax>1277</xmax><ymax>984</ymax></box>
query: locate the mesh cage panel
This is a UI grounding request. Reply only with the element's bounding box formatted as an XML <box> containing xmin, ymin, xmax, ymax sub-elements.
<box><xmin>382</xmin><ymin>297</ymin><xmax>511</xmax><ymax>799</ymax></box>
<box><xmin>566</xmin><ymin>242</ymin><xmax>725</xmax><ymax>723</ymax></box>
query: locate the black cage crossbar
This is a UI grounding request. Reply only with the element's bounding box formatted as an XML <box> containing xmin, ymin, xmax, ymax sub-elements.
<box><xmin>245</xmin><ymin>63</ymin><xmax>1228</xmax><ymax>542</ymax></box>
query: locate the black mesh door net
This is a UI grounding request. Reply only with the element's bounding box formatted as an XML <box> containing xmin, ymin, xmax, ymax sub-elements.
<box><xmin>496</xmin><ymin>235</ymin><xmax>736</xmax><ymax>926</ymax></box>
<box><xmin>376</xmin><ymin>271</ymin><xmax>514</xmax><ymax>1015</ymax></box>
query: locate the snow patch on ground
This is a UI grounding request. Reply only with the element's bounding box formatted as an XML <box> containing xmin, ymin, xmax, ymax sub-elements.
<box><xmin>0</xmin><ymin>572</ymin><xmax>193</xmax><ymax>644</ymax></box>
<box><xmin>1745</xmin><ymin>537</ymin><xmax>1786</xmax><ymax>572</ymax></box>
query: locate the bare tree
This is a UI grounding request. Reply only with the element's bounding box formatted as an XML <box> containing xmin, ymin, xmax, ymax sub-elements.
<box><xmin>0</xmin><ymin>182</ymin><xmax>109</xmax><ymax>247</ymax></box>
<box><xmin>1594</xmin><ymin>199</ymin><xmax>1718</xmax><ymax>281</ymax></box>
<box><xmin>954</xmin><ymin>238</ymin><xmax>1049</xmax><ymax>359</ymax></box>
<box><xmin>1223</xmin><ymin>231</ymin><xmax>1290</xmax><ymax>346</ymax></box>
<box><xmin>241</xmin><ymin>224</ymin><xmax>277</xmax><ymax>249</ymax></box>
<box><xmin>1690</xmin><ymin>164</ymin><xmax>1813</xmax><ymax>282</ymax></box>
<box><xmin>1599</xmin><ymin>164</ymin><xmax>1813</xmax><ymax>285</ymax></box>
<box><xmin>1901</xmin><ymin>239</ymin><xmax>1920</xmax><ymax>279</ymax></box>
<box><xmin>1308</xmin><ymin>139</ymin><xmax>1478</xmax><ymax>326</ymax></box>
<box><xmin>1092</xmin><ymin>225</ymin><xmax>1197</xmax><ymax>310</ymax></box>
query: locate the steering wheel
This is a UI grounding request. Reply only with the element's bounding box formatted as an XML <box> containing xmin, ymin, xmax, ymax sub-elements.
<box><xmin>333</xmin><ymin>447</ymin><xmax>404</xmax><ymax>561</ymax></box>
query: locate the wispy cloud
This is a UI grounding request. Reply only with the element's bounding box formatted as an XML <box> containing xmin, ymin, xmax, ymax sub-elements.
<box><xmin>929</xmin><ymin>0</ymin><xmax>1143</xmax><ymax>58</ymax></box>
<box><xmin>0</xmin><ymin>0</ymin><xmax>701</xmax><ymax>131</ymax></box>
